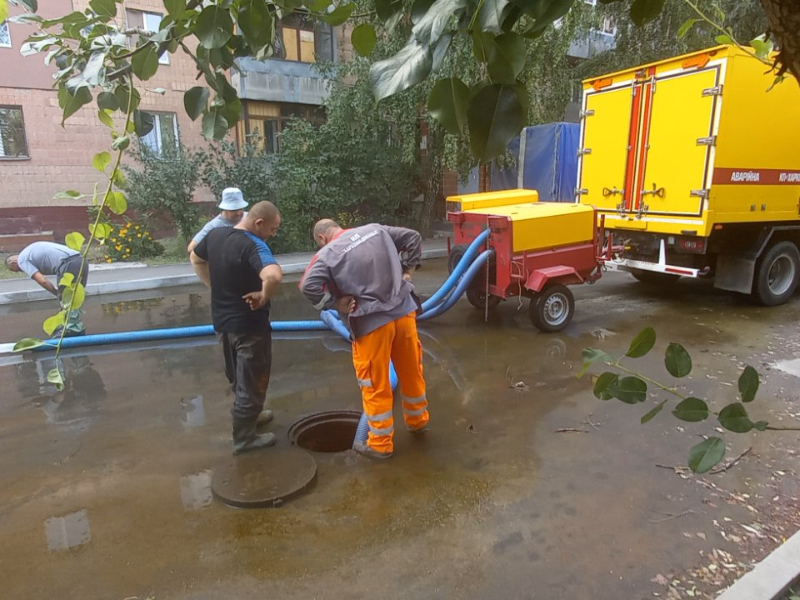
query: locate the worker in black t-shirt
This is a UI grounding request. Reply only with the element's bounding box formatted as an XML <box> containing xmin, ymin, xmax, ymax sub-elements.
<box><xmin>190</xmin><ymin>201</ymin><xmax>283</xmax><ymax>455</ymax></box>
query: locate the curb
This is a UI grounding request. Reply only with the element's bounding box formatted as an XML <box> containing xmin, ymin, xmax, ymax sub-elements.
<box><xmin>715</xmin><ymin>527</ymin><xmax>800</xmax><ymax>600</ymax></box>
<box><xmin>0</xmin><ymin>248</ymin><xmax>448</xmax><ymax>306</ymax></box>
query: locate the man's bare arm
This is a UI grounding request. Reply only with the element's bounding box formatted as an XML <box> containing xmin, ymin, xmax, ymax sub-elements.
<box><xmin>189</xmin><ymin>251</ymin><xmax>211</xmax><ymax>288</ymax></box>
<box><xmin>32</xmin><ymin>272</ymin><xmax>58</xmax><ymax>296</ymax></box>
<box><xmin>243</xmin><ymin>264</ymin><xmax>283</xmax><ymax>310</ymax></box>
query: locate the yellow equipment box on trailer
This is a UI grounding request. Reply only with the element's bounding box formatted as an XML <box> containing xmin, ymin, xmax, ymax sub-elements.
<box><xmin>578</xmin><ymin>45</ymin><xmax>800</xmax><ymax>305</ymax></box>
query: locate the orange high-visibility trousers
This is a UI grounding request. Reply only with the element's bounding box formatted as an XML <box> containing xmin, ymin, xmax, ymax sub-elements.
<box><xmin>351</xmin><ymin>312</ymin><xmax>429</xmax><ymax>453</ymax></box>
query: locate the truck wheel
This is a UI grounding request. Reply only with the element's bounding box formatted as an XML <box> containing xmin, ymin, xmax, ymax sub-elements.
<box><xmin>751</xmin><ymin>241</ymin><xmax>800</xmax><ymax>306</ymax></box>
<box><xmin>530</xmin><ymin>285</ymin><xmax>575</xmax><ymax>332</ymax></box>
<box><xmin>630</xmin><ymin>269</ymin><xmax>681</xmax><ymax>284</ymax></box>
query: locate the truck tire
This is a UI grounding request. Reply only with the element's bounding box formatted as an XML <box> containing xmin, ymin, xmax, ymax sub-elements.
<box><xmin>630</xmin><ymin>269</ymin><xmax>681</xmax><ymax>285</ymax></box>
<box><xmin>448</xmin><ymin>244</ymin><xmax>501</xmax><ymax>310</ymax></box>
<box><xmin>751</xmin><ymin>241</ymin><xmax>800</xmax><ymax>306</ymax></box>
<box><xmin>530</xmin><ymin>284</ymin><xmax>575</xmax><ymax>332</ymax></box>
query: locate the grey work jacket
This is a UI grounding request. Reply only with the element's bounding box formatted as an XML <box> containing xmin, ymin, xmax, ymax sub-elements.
<box><xmin>299</xmin><ymin>224</ymin><xmax>422</xmax><ymax>335</ymax></box>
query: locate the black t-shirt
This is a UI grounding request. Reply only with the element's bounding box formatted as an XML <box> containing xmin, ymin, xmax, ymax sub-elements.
<box><xmin>194</xmin><ymin>228</ymin><xmax>278</xmax><ymax>334</ymax></box>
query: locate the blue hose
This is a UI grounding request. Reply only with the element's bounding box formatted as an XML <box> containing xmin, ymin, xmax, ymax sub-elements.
<box><xmin>421</xmin><ymin>229</ymin><xmax>490</xmax><ymax>312</ymax></box>
<box><xmin>418</xmin><ymin>250</ymin><xmax>493</xmax><ymax>321</ymax></box>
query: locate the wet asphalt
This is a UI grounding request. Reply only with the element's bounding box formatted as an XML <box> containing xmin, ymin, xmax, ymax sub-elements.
<box><xmin>1</xmin><ymin>259</ymin><xmax>800</xmax><ymax>600</ymax></box>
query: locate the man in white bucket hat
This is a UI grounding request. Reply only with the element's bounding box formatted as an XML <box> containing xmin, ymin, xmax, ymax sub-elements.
<box><xmin>187</xmin><ymin>187</ymin><xmax>249</xmax><ymax>253</ymax></box>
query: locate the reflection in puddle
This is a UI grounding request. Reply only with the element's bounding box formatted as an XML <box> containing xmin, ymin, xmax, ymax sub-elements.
<box><xmin>183</xmin><ymin>395</ymin><xmax>206</xmax><ymax>428</ymax></box>
<box><xmin>180</xmin><ymin>470</ymin><xmax>213</xmax><ymax>510</ymax></box>
<box><xmin>44</xmin><ymin>509</ymin><xmax>91</xmax><ymax>551</ymax></box>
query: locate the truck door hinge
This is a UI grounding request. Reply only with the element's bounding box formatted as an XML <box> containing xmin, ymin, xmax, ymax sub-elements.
<box><xmin>578</xmin><ymin>148</ymin><xmax>592</xmax><ymax>156</ymax></box>
<box><xmin>580</xmin><ymin>109</ymin><xmax>595</xmax><ymax>118</ymax></box>
<box><xmin>690</xmin><ymin>189</ymin><xmax>709</xmax><ymax>199</ymax></box>
<box><xmin>576</xmin><ymin>188</ymin><xmax>589</xmax><ymax>196</ymax></box>
<box><xmin>696</xmin><ymin>136</ymin><xmax>716</xmax><ymax>146</ymax></box>
<box><xmin>702</xmin><ymin>85</ymin><xmax>723</xmax><ymax>97</ymax></box>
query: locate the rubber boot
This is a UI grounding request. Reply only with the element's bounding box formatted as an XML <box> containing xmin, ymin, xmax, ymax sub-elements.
<box><xmin>256</xmin><ymin>409</ymin><xmax>274</xmax><ymax>428</ymax></box>
<box><xmin>232</xmin><ymin>416</ymin><xmax>276</xmax><ymax>455</ymax></box>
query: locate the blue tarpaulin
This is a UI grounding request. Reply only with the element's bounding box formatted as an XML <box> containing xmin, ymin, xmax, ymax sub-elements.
<box><xmin>491</xmin><ymin>122</ymin><xmax>580</xmax><ymax>202</ymax></box>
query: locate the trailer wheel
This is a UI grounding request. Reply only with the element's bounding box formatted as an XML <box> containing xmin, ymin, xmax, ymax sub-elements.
<box><xmin>448</xmin><ymin>243</ymin><xmax>500</xmax><ymax>310</ymax></box>
<box><xmin>630</xmin><ymin>269</ymin><xmax>681</xmax><ymax>284</ymax></box>
<box><xmin>751</xmin><ymin>241</ymin><xmax>800</xmax><ymax>306</ymax></box>
<box><xmin>530</xmin><ymin>285</ymin><xmax>575</xmax><ymax>332</ymax></box>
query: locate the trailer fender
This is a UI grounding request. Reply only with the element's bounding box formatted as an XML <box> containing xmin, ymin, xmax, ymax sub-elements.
<box><xmin>714</xmin><ymin>226</ymin><xmax>800</xmax><ymax>294</ymax></box>
<box><xmin>526</xmin><ymin>266</ymin><xmax>583</xmax><ymax>293</ymax></box>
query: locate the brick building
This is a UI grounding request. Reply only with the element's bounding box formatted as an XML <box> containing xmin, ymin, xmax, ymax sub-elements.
<box><xmin>0</xmin><ymin>1</ymin><xmax>351</xmax><ymax>248</ymax></box>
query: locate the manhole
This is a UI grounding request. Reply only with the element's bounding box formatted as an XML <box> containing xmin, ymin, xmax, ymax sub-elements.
<box><xmin>211</xmin><ymin>448</ymin><xmax>317</xmax><ymax>509</ymax></box>
<box><xmin>288</xmin><ymin>410</ymin><xmax>361</xmax><ymax>453</ymax></box>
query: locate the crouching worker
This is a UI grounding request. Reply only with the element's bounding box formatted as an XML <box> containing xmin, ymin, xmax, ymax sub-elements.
<box><xmin>190</xmin><ymin>202</ymin><xmax>283</xmax><ymax>455</ymax></box>
<box><xmin>299</xmin><ymin>219</ymin><xmax>429</xmax><ymax>459</ymax></box>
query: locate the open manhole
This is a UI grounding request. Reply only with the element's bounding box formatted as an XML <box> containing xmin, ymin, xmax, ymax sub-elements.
<box><xmin>288</xmin><ymin>410</ymin><xmax>361</xmax><ymax>453</ymax></box>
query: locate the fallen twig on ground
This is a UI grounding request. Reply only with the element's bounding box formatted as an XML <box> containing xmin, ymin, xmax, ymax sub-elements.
<box><xmin>555</xmin><ymin>428</ymin><xmax>588</xmax><ymax>433</ymax></box>
<box><xmin>710</xmin><ymin>448</ymin><xmax>752</xmax><ymax>475</ymax></box>
<box><xmin>649</xmin><ymin>509</ymin><xmax>695</xmax><ymax>523</ymax></box>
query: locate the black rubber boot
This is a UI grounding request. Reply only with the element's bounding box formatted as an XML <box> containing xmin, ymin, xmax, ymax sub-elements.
<box><xmin>232</xmin><ymin>416</ymin><xmax>276</xmax><ymax>455</ymax></box>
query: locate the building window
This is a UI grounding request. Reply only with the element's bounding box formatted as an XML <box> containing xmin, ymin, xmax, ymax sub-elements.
<box><xmin>0</xmin><ymin>106</ymin><xmax>30</xmax><ymax>159</ymax></box>
<box><xmin>0</xmin><ymin>20</ymin><xmax>11</xmax><ymax>48</ymax></box>
<box><xmin>243</xmin><ymin>101</ymin><xmax>325</xmax><ymax>153</ymax></box>
<box><xmin>139</xmin><ymin>112</ymin><xmax>179</xmax><ymax>156</ymax></box>
<box><xmin>126</xmin><ymin>10</ymin><xmax>170</xmax><ymax>65</ymax></box>
<box><xmin>276</xmin><ymin>13</ymin><xmax>334</xmax><ymax>63</ymax></box>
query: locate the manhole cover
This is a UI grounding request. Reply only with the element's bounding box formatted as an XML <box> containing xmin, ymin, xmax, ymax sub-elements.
<box><xmin>288</xmin><ymin>410</ymin><xmax>361</xmax><ymax>453</ymax></box>
<box><xmin>211</xmin><ymin>448</ymin><xmax>316</xmax><ymax>509</ymax></box>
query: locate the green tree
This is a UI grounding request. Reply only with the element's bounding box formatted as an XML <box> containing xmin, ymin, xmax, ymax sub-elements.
<box><xmin>199</xmin><ymin>140</ymin><xmax>276</xmax><ymax>205</ymax></box>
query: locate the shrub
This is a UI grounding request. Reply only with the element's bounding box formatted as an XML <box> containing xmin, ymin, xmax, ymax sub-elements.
<box><xmin>199</xmin><ymin>140</ymin><xmax>275</xmax><ymax>205</ymax></box>
<box><xmin>103</xmin><ymin>219</ymin><xmax>163</xmax><ymax>262</ymax></box>
<box><xmin>125</xmin><ymin>143</ymin><xmax>205</xmax><ymax>243</ymax></box>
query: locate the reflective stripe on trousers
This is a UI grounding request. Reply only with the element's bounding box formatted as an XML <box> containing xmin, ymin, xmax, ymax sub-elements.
<box><xmin>352</xmin><ymin>312</ymin><xmax>429</xmax><ymax>453</ymax></box>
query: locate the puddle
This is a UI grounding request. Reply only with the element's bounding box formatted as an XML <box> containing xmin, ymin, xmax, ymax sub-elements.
<box><xmin>44</xmin><ymin>509</ymin><xmax>91</xmax><ymax>551</ymax></box>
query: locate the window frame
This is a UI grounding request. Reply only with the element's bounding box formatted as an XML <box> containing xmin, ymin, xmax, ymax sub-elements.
<box><xmin>0</xmin><ymin>105</ymin><xmax>31</xmax><ymax>160</ymax></box>
<box><xmin>138</xmin><ymin>111</ymin><xmax>180</xmax><ymax>157</ymax></box>
<box><xmin>0</xmin><ymin>19</ymin><xmax>11</xmax><ymax>48</ymax></box>
<box><xmin>243</xmin><ymin>103</ymin><xmax>325</xmax><ymax>154</ymax></box>
<box><xmin>275</xmin><ymin>14</ymin><xmax>334</xmax><ymax>64</ymax></box>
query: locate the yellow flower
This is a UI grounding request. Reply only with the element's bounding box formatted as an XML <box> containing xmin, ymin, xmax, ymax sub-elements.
<box><xmin>126</xmin><ymin>248</ymin><xmax>131</xmax><ymax>252</ymax></box>
<box><xmin>120</xmin><ymin>231</ymin><xmax>126</xmax><ymax>238</ymax></box>
<box><xmin>134</xmin><ymin>225</ymin><xmax>140</xmax><ymax>230</ymax></box>
<box><xmin>115</xmin><ymin>244</ymin><xmax>122</xmax><ymax>250</ymax></box>
<box><xmin>137</xmin><ymin>233</ymin><xmax>142</xmax><ymax>238</ymax></box>
<box><xmin>110</xmin><ymin>237</ymin><xmax>117</xmax><ymax>242</ymax></box>
<box><xmin>106</xmin><ymin>257</ymin><xmax>112</xmax><ymax>263</ymax></box>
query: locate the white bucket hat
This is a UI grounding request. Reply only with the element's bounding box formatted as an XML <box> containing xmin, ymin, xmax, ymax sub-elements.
<box><xmin>218</xmin><ymin>187</ymin><xmax>248</xmax><ymax>211</ymax></box>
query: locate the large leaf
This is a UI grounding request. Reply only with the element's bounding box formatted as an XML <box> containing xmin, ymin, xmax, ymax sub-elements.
<box><xmin>47</xmin><ymin>367</ymin><xmax>64</xmax><ymax>389</ymax></box>
<box><xmin>164</xmin><ymin>0</ymin><xmax>186</xmax><ymax>19</ymax></box>
<box><xmin>672</xmin><ymin>397</ymin><xmax>708</xmax><ymax>422</ymax></box>
<box><xmin>411</xmin><ymin>0</ymin><xmax>436</xmax><ymax>23</ymax></box>
<box><xmin>473</xmin><ymin>32</ymin><xmax>525</xmax><ymax>84</ymax></box>
<box><xmin>19</xmin><ymin>0</ymin><xmax>38</xmax><ymax>13</ymax></box>
<box><xmin>0</xmin><ymin>1</ymin><xmax>7</xmax><ymax>23</ymax></box>
<box><xmin>115</xmin><ymin>85</ymin><xmax>141</xmax><ymax>113</ymax></box>
<box><xmin>522</xmin><ymin>0</ymin><xmax>574</xmax><ymax>34</ymax></box>
<box><xmin>428</xmin><ymin>77</ymin><xmax>469</xmax><ymax>135</ymax></box>
<box><xmin>89</xmin><ymin>0</ymin><xmax>116</xmax><ymax>18</ymax></box>
<box><xmin>97</xmin><ymin>91</ymin><xmax>119</xmax><ymax>111</ymax></box>
<box><xmin>43</xmin><ymin>311</ymin><xmax>66</xmax><ymax>336</ymax></box>
<box><xmin>133</xmin><ymin>110</ymin><xmax>155</xmax><ymax>137</ymax></box>
<box><xmin>352</xmin><ymin>24</ymin><xmax>377</xmax><ymax>57</ymax></box>
<box><xmin>202</xmin><ymin>107</ymin><xmax>229</xmax><ymax>140</ymax></box>
<box><xmin>322</xmin><ymin>3</ymin><xmax>354</xmax><ymax>26</ymax></box>
<box><xmin>665</xmin><ymin>343</ymin><xmax>692</xmax><ymax>378</ymax></box>
<box><xmin>477</xmin><ymin>0</ymin><xmax>512</xmax><ymax>35</ymax></box>
<box><xmin>626</xmin><ymin>327</ymin><xmax>656</xmax><ymax>358</ymax></box>
<box><xmin>738</xmin><ymin>366</ymin><xmax>759</xmax><ymax>403</ymax></box>
<box><xmin>13</xmin><ymin>338</ymin><xmax>44</xmax><ymax>352</ymax></box>
<box><xmin>107</xmin><ymin>191</ymin><xmax>127</xmax><ymax>215</ymax></box>
<box><xmin>196</xmin><ymin>5</ymin><xmax>233</xmax><ymax>50</ymax></box>
<box><xmin>677</xmin><ymin>18</ymin><xmax>698</xmax><ymax>39</ymax></box>
<box><xmin>62</xmin><ymin>283</ymin><xmax>86</xmax><ymax>310</ymax></box>
<box><xmin>92</xmin><ymin>151</ymin><xmax>111</xmax><ymax>172</ymax></box>
<box><xmin>370</xmin><ymin>38</ymin><xmax>433</xmax><ymax>102</ymax></box>
<box><xmin>376</xmin><ymin>0</ymin><xmax>403</xmax><ymax>20</ymax></box>
<box><xmin>593</xmin><ymin>372</ymin><xmax>617</xmax><ymax>400</ymax></box>
<box><xmin>577</xmin><ymin>347</ymin><xmax>613</xmax><ymax>377</ymax></box>
<box><xmin>467</xmin><ymin>83</ymin><xmax>525</xmax><ymax>163</ymax></box>
<box><xmin>131</xmin><ymin>44</ymin><xmax>160</xmax><ymax>80</ymax></box>
<box><xmin>184</xmin><ymin>86</ymin><xmax>210</xmax><ymax>121</ymax></box>
<box><xmin>609</xmin><ymin>375</ymin><xmax>647</xmax><ymax>404</ymax></box>
<box><xmin>412</xmin><ymin>0</ymin><xmax>467</xmax><ymax>45</ymax></box>
<box><xmin>89</xmin><ymin>222</ymin><xmax>113</xmax><ymax>240</ymax></box>
<box><xmin>641</xmin><ymin>400</ymin><xmax>666</xmax><ymax>424</ymax></box>
<box><xmin>718</xmin><ymin>402</ymin><xmax>754</xmax><ymax>433</ymax></box>
<box><xmin>432</xmin><ymin>33</ymin><xmax>452</xmax><ymax>71</ymax></box>
<box><xmin>688</xmin><ymin>437</ymin><xmax>725</xmax><ymax>473</ymax></box>
<box><xmin>65</xmin><ymin>231</ymin><xmax>86</xmax><ymax>252</ymax></box>
<box><xmin>630</xmin><ymin>0</ymin><xmax>665</xmax><ymax>26</ymax></box>
<box><xmin>66</xmin><ymin>51</ymin><xmax>105</xmax><ymax>93</ymax></box>
<box><xmin>238</xmin><ymin>0</ymin><xmax>274</xmax><ymax>56</ymax></box>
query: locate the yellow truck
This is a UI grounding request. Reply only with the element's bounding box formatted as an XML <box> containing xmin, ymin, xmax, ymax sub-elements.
<box><xmin>578</xmin><ymin>46</ymin><xmax>800</xmax><ymax>305</ymax></box>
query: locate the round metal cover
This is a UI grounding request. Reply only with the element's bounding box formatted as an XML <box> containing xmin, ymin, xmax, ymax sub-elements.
<box><xmin>211</xmin><ymin>448</ymin><xmax>317</xmax><ymax>509</ymax></box>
